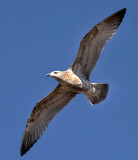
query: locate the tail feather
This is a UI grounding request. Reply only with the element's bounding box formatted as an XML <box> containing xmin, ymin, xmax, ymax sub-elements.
<box><xmin>85</xmin><ymin>83</ymin><xmax>109</xmax><ymax>105</ymax></box>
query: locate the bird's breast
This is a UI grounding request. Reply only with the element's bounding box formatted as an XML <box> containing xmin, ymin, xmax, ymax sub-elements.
<box><xmin>59</xmin><ymin>71</ymin><xmax>90</xmax><ymax>94</ymax></box>
<box><xmin>62</xmin><ymin>71</ymin><xmax>82</xmax><ymax>87</ymax></box>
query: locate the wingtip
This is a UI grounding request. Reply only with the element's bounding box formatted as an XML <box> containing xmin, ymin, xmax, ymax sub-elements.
<box><xmin>20</xmin><ymin>129</ymin><xmax>40</xmax><ymax>156</ymax></box>
<box><xmin>20</xmin><ymin>144</ymin><xmax>27</xmax><ymax>156</ymax></box>
<box><xmin>120</xmin><ymin>8</ymin><xmax>127</xmax><ymax>14</ymax></box>
<box><xmin>20</xmin><ymin>139</ymin><xmax>36</xmax><ymax>156</ymax></box>
<box><xmin>20</xmin><ymin>151</ymin><xmax>24</xmax><ymax>157</ymax></box>
<box><xmin>20</xmin><ymin>149</ymin><xmax>25</xmax><ymax>157</ymax></box>
<box><xmin>121</xmin><ymin>8</ymin><xmax>126</xmax><ymax>11</ymax></box>
<box><xmin>116</xmin><ymin>8</ymin><xmax>127</xmax><ymax>16</ymax></box>
<box><xmin>20</xmin><ymin>134</ymin><xmax>28</xmax><ymax>156</ymax></box>
<box><xmin>119</xmin><ymin>8</ymin><xmax>127</xmax><ymax>20</ymax></box>
<box><xmin>20</xmin><ymin>143</ymin><xmax>32</xmax><ymax>156</ymax></box>
<box><xmin>20</xmin><ymin>135</ymin><xmax>31</xmax><ymax>156</ymax></box>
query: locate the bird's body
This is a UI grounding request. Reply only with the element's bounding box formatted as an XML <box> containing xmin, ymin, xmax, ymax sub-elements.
<box><xmin>47</xmin><ymin>69</ymin><xmax>108</xmax><ymax>104</ymax></box>
<box><xmin>21</xmin><ymin>8</ymin><xmax>126</xmax><ymax>156</ymax></box>
<box><xmin>48</xmin><ymin>70</ymin><xmax>90</xmax><ymax>91</ymax></box>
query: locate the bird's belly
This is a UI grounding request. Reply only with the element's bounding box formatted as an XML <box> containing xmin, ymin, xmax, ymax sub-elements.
<box><xmin>57</xmin><ymin>70</ymin><xmax>91</xmax><ymax>92</ymax></box>
<box><xmin>61</xmin><ymin>78</ymin><xmax>90</xmax><ymax>93</ymax></box>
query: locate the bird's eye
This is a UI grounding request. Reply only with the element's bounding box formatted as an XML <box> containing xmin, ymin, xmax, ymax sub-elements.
<box><xmin>54</xmin><ymin>72</ymin><xmax>57</xmax><ymax>74</ymax></box>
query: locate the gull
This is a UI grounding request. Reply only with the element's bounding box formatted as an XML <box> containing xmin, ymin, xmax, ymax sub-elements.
<box><xmin>20</xmin><ymin>8</ymin><xmax>126</xmax><ymax>156</ymax></box>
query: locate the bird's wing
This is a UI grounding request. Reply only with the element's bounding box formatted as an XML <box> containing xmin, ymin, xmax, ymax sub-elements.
<box><xmin>70</xmin><ymin>8</ymin><xmax>126</xmax><ymax>79</ymax></box>
<box><xmin>20</xmin><ymin>84</ymin><xmax>76</xmax><ymax>156</ymax></box>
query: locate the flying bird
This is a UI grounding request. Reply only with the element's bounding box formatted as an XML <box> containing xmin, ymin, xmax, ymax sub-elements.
<box><xmin>21</xmin><ymin>8</ymin><xmax>126</xmax><ymax>156</ymax></box>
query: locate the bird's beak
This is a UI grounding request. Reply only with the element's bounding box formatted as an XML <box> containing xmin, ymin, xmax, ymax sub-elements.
<box><xmin>46</xmin><ymin>73</ymin><xmax>51</xmax><ymax>76</ymax></box>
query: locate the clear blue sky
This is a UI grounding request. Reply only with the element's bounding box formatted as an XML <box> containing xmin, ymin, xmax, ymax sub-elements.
<box><xmin>0</xmin><ymin>0</ymin><xmax>138</xmax><ymax>160</ymax></box>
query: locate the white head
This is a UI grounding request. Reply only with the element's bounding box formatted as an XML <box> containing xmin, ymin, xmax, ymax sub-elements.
<box><xmin>46</xmin><ymin>71</ymin><xmax>64</xmax><ymax>81</ymax></box>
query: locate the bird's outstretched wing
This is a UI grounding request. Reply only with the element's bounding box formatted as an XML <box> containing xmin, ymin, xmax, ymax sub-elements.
<box><xmin>20</xmin><ymin>84</ymin><xmax>76</xmax><ymax>156</ymax></box>
<box><xmin>70</xmin><ymin>8</ymin><xmax>126</xmax><ymax>79</ymax></box>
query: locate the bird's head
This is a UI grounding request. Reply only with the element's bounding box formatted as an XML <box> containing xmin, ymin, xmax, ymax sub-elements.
<box><xmin>46</xmin><ymin>71</ymin><xmax>64</xmax><ymax>81</ymax></box>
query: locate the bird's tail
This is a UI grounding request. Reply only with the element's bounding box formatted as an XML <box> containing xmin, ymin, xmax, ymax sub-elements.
<box><xmin>85</xmin><ymin>83</ymin><xmax>109</xmax><ymax>105</ymax></box>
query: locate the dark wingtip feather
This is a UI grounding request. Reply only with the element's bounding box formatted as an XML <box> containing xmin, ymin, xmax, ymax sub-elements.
<box><xmin>104</xmin><ymin>8</ymin><xmax>126</xmax><ymax>24</ymax></box>
<box><xmin>20</xmin><ymin>140</ymin><xmax>37</xmax><ymax>156</ymax></box>
<box><xmin>113</xmin><ymin>8</ymin><xmax>126</xmax><ymax>16</ymax></box>
<box><xmin>121</xmin><ymin>8</ymin><xmax>126</xmax><ymax>13</ymax></box>
<box><xmin>20</xmin><ymin>131</ymin><xmax>38</xmax><ymax>156</ymax></box>
<box><xmin>116</xmin><ymin>8</ymin><xmax>127</xmax><ymax>18</ymax></box>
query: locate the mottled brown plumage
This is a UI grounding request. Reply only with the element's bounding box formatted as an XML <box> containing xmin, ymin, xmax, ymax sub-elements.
<box><xmin>70</xmin><ymin>8</ymin><xmax>126</xmax><ymax>79</ymax></box>
<box><xmin>21</xmin><ymin>8</ymin><xmax>126</xmax><ymax>156</ymax></box>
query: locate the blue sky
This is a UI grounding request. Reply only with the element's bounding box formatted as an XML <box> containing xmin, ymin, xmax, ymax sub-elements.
<box><xmin>0</xmin><ymin>0</ymin><xmax>138</xmax><ymax>160</ymax></box>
